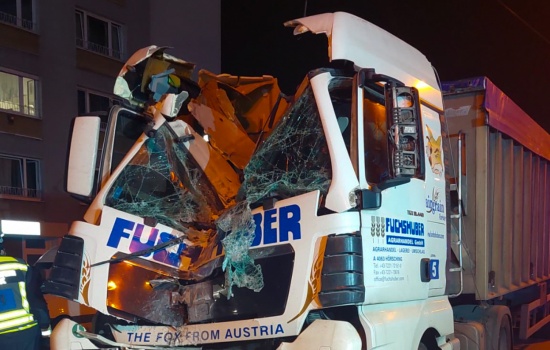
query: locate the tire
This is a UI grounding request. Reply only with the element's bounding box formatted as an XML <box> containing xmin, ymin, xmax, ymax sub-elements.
<box><xmin>497</xmin><ymin>316</ymin><xmax>512</xmax><ymax>350</ymax></box>
<box><xmin>418</xmin><ymin>342</ymin><xmax>428</xmax><ymax>350</ymax></box>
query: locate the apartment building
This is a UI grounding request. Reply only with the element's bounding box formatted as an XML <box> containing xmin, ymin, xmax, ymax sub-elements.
<box><xmin>0</xmin><ymin>0</ymin><xmax>220</xmax><ymax>262</ymax></box>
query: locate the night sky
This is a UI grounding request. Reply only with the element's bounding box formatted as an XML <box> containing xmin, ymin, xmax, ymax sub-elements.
<box><xmin>221</xmin><ymin>0</ymin><xmax>550</xmax><ymax>133</ymax></box>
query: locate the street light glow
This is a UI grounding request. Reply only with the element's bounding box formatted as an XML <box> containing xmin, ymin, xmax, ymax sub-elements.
<box><xmin>1</xmin><ymin>220</ymin><xmax>41</xmax><ymax>236</ymax></box>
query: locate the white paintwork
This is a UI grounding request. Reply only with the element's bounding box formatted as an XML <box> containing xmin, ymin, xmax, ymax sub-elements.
<box><xmin>277</xmin><ymin>320</ymin><xmax>362</xmax><ymax>349</ymax></box>
<box><xmin>310</xmin><ymin>72</ymin><xmax>359</xmax><ymax>212</ymax></box>
<box><xmin>50</xmin><ymin>318</ymin><xmax>99</xmax><ymax>350</ymax></box>
<box><xmin>285</xmin><ymin>12</ymin><xmax>443</xmax><ymax>110</ymax></box>
<box><xmin>359</xmin><ymin>296</ymin><xmax>454</xmax><ymax>349</ymax></box>
<box><xmin>74</xmin><ymin>190</ymin><xmax>362</xmax><ymax>346</ymax></box>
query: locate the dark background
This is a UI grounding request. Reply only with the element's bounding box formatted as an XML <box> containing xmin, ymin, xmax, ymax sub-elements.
<box><xmin>221</xmin><ymin>0</ymin><xmax>550</xmax><ymax>133</ymax></box>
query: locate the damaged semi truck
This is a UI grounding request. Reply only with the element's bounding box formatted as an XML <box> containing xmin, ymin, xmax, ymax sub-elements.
<box><xmin>42</xmin><ymin>12</ymin><xmax>550</xmax><ymax>350</ymax></box>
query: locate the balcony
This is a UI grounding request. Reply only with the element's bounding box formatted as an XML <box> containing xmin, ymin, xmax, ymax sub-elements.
<box><xmin>0</xmin><ymin>100</ymin><xmax>37</xmax><ymax>117</ymax></box>
<box><xmin>0</xmin><ymin>10</ymin><xmax>35</xmax><ymax>31</ymax></box>
<box><xmin>0</xmin><ymin>185</ymin><xmax>41</xmax><ymax>201</ymax></box>
<box><xmin>76</xmin><ymin>38</ymin><xmax>123</xmax><ymax>60</ymax></box>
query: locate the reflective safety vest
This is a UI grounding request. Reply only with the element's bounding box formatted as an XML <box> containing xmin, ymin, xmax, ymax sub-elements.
<box><xmin>0</xmin><ymin>256</ymin><xmax>37</xmax><ymax>334</ymax></box>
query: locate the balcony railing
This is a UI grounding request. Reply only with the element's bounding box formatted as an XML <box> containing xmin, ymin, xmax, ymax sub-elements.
<box><xmin>76</xmin><ymin>38</ymin><xmax>123</xmax><ymax>60</ymax></box>
<box><xmin>0</xmin><ymin>100</ymin><xmax>37</xmax><ymax>117</ymax></box>
<box><xmin>0</xmin><ymin>11</ymin><xmax>35</xmax><ymax>31</ymax></box>
<box><xmin>0</xmin><ymin>185</ymin><xmax>41</xmax><ymax>199</ymax></box>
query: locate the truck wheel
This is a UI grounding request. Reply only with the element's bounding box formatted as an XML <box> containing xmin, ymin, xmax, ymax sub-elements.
<box><xmin>418</xmin><ymin>342</ymin><xmax>428</xmax><ymax>350</ymax></box>
<box><xmin>497</xmin><ymin>316</ymin><xmax>512</xmax><ymax>350</ymax></box>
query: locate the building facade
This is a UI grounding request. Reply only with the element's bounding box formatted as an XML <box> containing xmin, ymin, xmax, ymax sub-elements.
<box><xmin>0</xmin><ymin>0</ymin><xmax>220</xmax><ymax>261</ymax></box>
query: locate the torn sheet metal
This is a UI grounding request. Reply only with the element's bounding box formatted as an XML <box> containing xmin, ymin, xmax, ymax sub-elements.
<box><xmin>168</xmin><ymin>119</ymin><xmax>240</xmax><ymax>208</ymax></box>
<box><xmin>188</xmin><ymin>70</ymin><xmax>290</xmax><ymax>170</ymax></box>
<box><xmin>188</xmin><ymin>100</ymin><xmax>255</xmax><ymax>170</ymax></box>
<box><xmin>198</xmin><ymin>70</ymin><xmax>289</xmax><ymax>137</ymax></box>
<box><xmin>105</xmin><ymin>46</ymin><xmax>335</xmax><ymax>300</ymax></box>
<box><xmin>114</xmin><ymin>45</ymin><xmax>198</xmax><ymax>110</ymax></box>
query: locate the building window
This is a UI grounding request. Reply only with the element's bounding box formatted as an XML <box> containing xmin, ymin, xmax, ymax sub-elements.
<box><xmin>77</xmin><ymin>89</ymin><xmax>121</xmax><ymax>129</ymax></box>
<box><xmin>0</xmin><ymin>0</ymin><xmax>36</xmax><ymax>31</ymax></box>
<box><xmin>0</xmin><ymin>69</ymin><xmax>39</xmax><ymax>118</ymax></box>
<box><xmin>0</xmin><ymin>154</ymin><xmax>41</xmax><ymax>199</ymax></box>
<box><xmin>75</xmin><ymin>10</ymin><xmax>124</xmax><ymax>60</ymax></box>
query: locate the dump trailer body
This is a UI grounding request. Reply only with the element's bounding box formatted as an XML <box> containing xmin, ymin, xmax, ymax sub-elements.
<box><xmin>443</xmin><ymin>77</ymin><xmax>550</xmax><ymax>301</ymax></box>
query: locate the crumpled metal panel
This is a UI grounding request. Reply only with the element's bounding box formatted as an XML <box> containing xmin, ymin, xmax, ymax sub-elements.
<box><xmin>188</xmin><ymin>70</ymin><xmax>289</xmax><ymax>170</ymax></box>
<box><xmin>168</xmin><ymin>119</ymin><xmax>240</xmax><ymax>208</ymax></box>
<box><xmin>114</xmin><ymin>45</ymin><xmax>197</xmax><ymax>109</ymax></box>
<box><xmin>103</xmin><ymin>45</ymin><xmax>336</xmax><ymax>305</ymax></box>
<box><xmin>189</xmin><ymin>100</ymin><xmax>255</xmax><ymax>170</ymax></box>
<box><xmin>198</xmin><ymin>70</ymin><xmax>289</xmax><ymax>136</ymax></box>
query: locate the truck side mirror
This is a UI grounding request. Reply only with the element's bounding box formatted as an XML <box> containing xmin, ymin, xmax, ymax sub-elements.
<box><xmin>66</xmin><ymin>116</ymin><xmax>100</xmax><ymax>199</ymax></box>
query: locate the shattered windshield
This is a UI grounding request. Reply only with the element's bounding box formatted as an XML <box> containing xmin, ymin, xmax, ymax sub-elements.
<box><xmin>102</xmin><ymin>78</ymin><xmax>341</xmax><ymax>296</ymax></box>
<box><xmin>240</xmin><ymin>83</ymin><xmax>333</xmax><ymax>206</ymax></box>
<box><xmin>220</xmin><ymin>80</ymin><xmax>339</xmax><ymax>295</ymax></box>
<box><xmin>105</xmin><ymin>123</ymin><xmax>221</xmax><ymax>232</ymax></box>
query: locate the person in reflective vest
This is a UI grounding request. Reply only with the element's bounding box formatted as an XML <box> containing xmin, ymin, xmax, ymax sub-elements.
<box><xmin>0</xmin><ymin>244</ymin><xmax>44</xmax><ymax>349</ymax></box>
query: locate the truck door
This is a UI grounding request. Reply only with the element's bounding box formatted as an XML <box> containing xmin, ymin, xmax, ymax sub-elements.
<box><xmin>354</xmin><ymin>70</ymin><xmax>435</xmax><ymax>303</ymax></box>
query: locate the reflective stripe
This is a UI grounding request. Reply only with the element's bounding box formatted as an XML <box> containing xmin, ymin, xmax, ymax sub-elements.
<box><xmin>0</xmin><ymin>322</ymin><xmax>38</xmax><ymax>335</ymax></box>
<box><xmin>0</xmin><ymin>309</ymin><xmax>27</xmax><ymax>321</ymax></box>
<box><xmin>0</xmin><ymin>315</ymin><xmax>36</xmax><ymax>334</ymax></box>
<box><xmin>41</xmin><ymin>326</ymin><xmax>52</xmax><ymax>337</ymax></box>
<box><xmin>0</xmin><ymin>321</ymin><xmax>37</xmax><ymax>335</ymax></box>
<box><xmin>19</xmin><ymin>281</ymin><xmax>30</xmax><ymax>312</ymax></box>
<box><xmin>0</xmin><ymin>270</ymin><xmax>16</xmax><ymax>278</ymax></box>
<box><xmin>0</xmin><ymin>263</ymin><xmax>27</xmax><ymax>272</ymax></box>
<box><xmin>0</xmin><ymin>257</ymin><xmax>36</xmax><ymax>334</ymax></box>
<box><xmin>0</xmin><ymin>257</ymin><xmax>17</xmax><ymax>263</ymax></box>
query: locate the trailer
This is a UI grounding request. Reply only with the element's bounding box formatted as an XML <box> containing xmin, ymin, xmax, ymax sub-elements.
<box><xmin>443</xmin><ymin>77</ymin><xmax>550</xmax><ymax>343</ymax></box>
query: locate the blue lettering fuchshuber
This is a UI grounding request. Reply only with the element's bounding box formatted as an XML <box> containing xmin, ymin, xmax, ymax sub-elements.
<box><xmin>107</xmin><ymin>205</ymin><xmax>302</xmax><ymax>268</ymax></box>
<box><xmin>107</xmin><ymin>217</ymin><xmax>187</xmax><ymax>268</ymax></box>
<box><xmin>251</xmin><ymin>204</ymin><xmax>302</xmax><ymax>247</ymax></box>
<box><xmin>107</xmin><ymin>217</ymin><xmax>134</xmax><ymax>248</ymax></box>
<box><xmin>385</xmin><ymin>218</ymin><xmax>424</xmax><ymax>236</ymax></box>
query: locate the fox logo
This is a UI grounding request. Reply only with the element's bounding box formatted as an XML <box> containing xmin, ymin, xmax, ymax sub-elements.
<box><xmin>426</xmin><ymin>125</ymin><xmax>443</xmax><ymax>175</ymax></box>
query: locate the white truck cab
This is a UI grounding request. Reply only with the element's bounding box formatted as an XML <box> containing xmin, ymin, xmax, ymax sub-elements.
<box><xmin>46</xmin><ymin>11</ymin><xmax>550</xmax><ymax>350</ymax></box>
